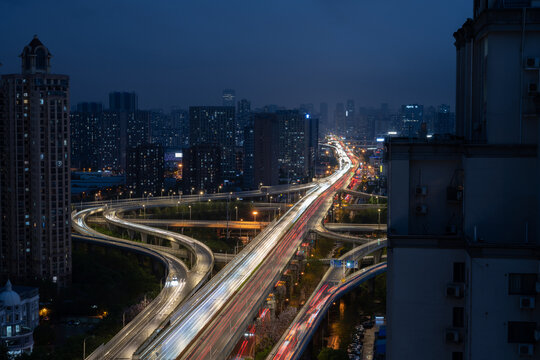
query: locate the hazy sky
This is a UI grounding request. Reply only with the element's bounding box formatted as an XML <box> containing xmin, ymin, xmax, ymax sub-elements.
<box><xmin>0</xmin><ymin>0</ymin><xmax>471</xmax><ymax>111</ymax></box>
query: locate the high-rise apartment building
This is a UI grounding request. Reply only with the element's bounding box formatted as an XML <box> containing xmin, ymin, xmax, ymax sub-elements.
<box><xmin>346</xmin><ymin>99</ymin><xmax>355</xmax><ymax>134</ymax></box>
<box><xmin>277</xmin><ymin>110</ymin><xmax>309</xmax><ymax>182</ymax></box>
<box><xmin>100</xmin><ymin>111</ymin><xmax>122</xmax><ymax>171</ymax></box>
<box><xmin>171</xmin><ymin>108</ymin><xmax>190</xmax><ymax>148</ymax></box>
<box><xmin>126</xmin><ymin>143</ymin><xmax>164</xmax><ymax>197</ymax></box>
<box><xmin>253</xmin><ymin>113</ymin><xmax>280</xmax><ymax>187</ymax></box>
<box><xmin>189</xmin><ymin>106</ymin><xmax>236</xmax><ymax>186</ymax></box>
<box><xmin>183</xmin><ymin>144</ymin><xmax>222</xmax><ymax>193</ymax></box>
<box><xmin>109</xmin><ymin>91</ymin><xmax>138</xmax><ymax>112</ymax></box>
<box><xmin>400</xmin><ymin>103</ymin><xmax>424</xmax><ymax>136</ymax></box>
<box><xmin>242</xmin><ymin>125</ymin><xmax>255</xmax><ymax>190</ymax></box>
<box><xmin>107</xmin><ymin>91</ymin><xmax>147</xmax><ymax>170</ymax></box>
<box><xmin>0</xmin><ymin>37</ymin><xmax>71</xmax><ymax>286</ymax></box>
<box><xmin>319</xmin><ymin>102</ymin><xmax>329</xmax><ymax>132</ymax></box>
<box><xmin>434</xmin><ymin>104</ymin><xmax>455</xmax><ymax>135</ymax></box>
<box><xmin>236</xmin><ymin>99</ymin><xmax>251</xmax><ymax>146</ymax></box>
<box><xmin>70</xmin><ymin>102</ymin><xmax>103</xmax><ymax>170</ymax></box>
<box><xmin>387</xmin><ymin>3</ymin><xmax>540</xmax><ymax>359</ymax></box>
<box><xmin>334</xmin><ymin>103</ymin><xmax>346</xmax><ymax>134</ymax></box>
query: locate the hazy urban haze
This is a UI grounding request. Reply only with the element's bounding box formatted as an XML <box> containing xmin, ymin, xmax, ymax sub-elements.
<box><xmin>0</xmin><ymin>0</ymin><xmax>471</xmax><ymax>109</ymax></box>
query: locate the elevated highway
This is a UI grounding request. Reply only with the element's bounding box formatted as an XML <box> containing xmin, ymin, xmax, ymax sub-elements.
<box><xmin>269</xmin><ymin>261</ymin><xmax>388</xmax><ymax>360</ymax></box>
<box><xmin>72</xmin><ymin>205</ymin><xmax>213</xmax><ymax>360</ymax></box>
<box><xmin>72</xmin><ymin>209</ymin><xmax>193</xmax><ymax>360</ymax></box>
<box><xmin>88</xmin><ymin>218</ymin><xmax>269</xmax><ymax>230</ymax></box>
<box><xmin>340</xmin><ymin>189</ymin><xmax>387</xmax><ymax>199</ymax></box>
<box><xmin>133</xmin><ymin>139</ymin><xmax>355</xmax><ymax>360</ymax></box>
<box><xmin>325</xmin><ymin>223</ymin><xmax>387</xmax><ymax>232</ymax></box>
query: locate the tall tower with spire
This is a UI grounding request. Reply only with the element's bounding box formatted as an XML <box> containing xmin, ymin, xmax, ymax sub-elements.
<box><xmin>0</xmin><ymin>36</ymin><xmax>71</xmax><ymax>287</ymax></box>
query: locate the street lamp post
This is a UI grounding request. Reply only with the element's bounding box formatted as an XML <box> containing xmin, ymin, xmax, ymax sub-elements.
<box><xmin>377</xmin><ymin>208</ymin><xmax>381</xmax><ymax>230</ymax></box>
<box><xmin>83</xmin><ymin>336</ymin><xmax>94</xmax><ymax>360</ymax></box>
<box><xmin>189</xmin><ymin>205</ymin><xmax>192</xmax><ymax>220</ymax></box>
<box><xmin>235</xmin><ymin>206</ymin><xmax>238</xmax><ymax>221</ymax></box>
<box><xmin>252</xmin><ymin>211</ymin><xmax>258</xmax><ymax>237</ymax></box>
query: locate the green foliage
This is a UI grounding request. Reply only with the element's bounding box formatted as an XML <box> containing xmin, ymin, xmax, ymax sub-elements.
<box><xmin>317</xmin><ymin>347</ymin><xmax>348</xmax><ymax>360</ymax></box>
<box><xmin>27</xmin><ymin>247</ymin><xmax>161</xmax><ymax>360</ymax></box>
<box><xmin>145</xmin><ymin>201</ymin><xmax>254</xmax><ymax>221</ymax></box>
<box><xmin>254</xmin><ymin>346</ymin><xmax>272</xmax><ymax>360</ymax></box>
<box><xmin>89</xmin><ymin>224</ymin><xmax>131</xmax><ymax>240</ymax></box>
<box><xmin>335</xmin><ymin>208</ymin><xmax>387</xmax><ymax>224</ymax></box>
<box><xmin>312</xmin><ymin>237</ymin><xmax>335</xmax><ymax>259</ymax></box>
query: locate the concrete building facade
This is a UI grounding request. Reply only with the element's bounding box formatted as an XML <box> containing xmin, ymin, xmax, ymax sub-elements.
<box><xmin>387</xmin><ymin>4</ymin><xmax>540</xmax><ymax>360</ymax></box>
<box><xmin>0</xmin><ymin>36</ymin><xmax>71</xmax><ymax>287</ymax></box>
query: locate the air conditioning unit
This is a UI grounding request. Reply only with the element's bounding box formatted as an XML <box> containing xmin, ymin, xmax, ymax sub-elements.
<box><xmin>445</xmin><ymin>329</ymin><xmax>461</xmax><ymax>343</ymax></box>
<box><xmin>447</xmin><ymin>187</ymin><xmax>463</xmax><ymax>202</ymax></box>
<box><xmin>525</xmin><ymin>57</ymin><xmax>540</xmax><ymax>68</ymax></box>
<box><xmin>520</xmin><ymin>296</ymin><xmax>535</xmax><ymax>309</ymax></box>
<box><xmin>445</xmin><ymin>225</ymin><xmax>458</xmax><ymax>235</ymax></box>
<box><xmin>529</xmin><ymin>83</ymin><xmax>538</xmax><ymax>96</ymax></box>
<box><xmin>446</xmin><ymin>283</ymin><xmax>464</xmax><ymax>298</ymax></box>
<box><xmin>415</xmin><ymin>185</ymin><xmax>427</xmax><ymax>196</ymax></box>
<box><xmin>518</xmin><ymin>344</ymin><xmax>533</xmax><ymax>356</ymax></box>
<box><xmin>415</xmin><ymin>204</ymin><xmax>428</xmax><ymax>215</ymax></box>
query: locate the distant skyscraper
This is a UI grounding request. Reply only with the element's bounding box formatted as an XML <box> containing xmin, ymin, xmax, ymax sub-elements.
<box><xmin>253</xmin><ymin>113</ymin><xmax>280</xmax><ymax>187</ymax></box>
<box><xmin>109</xmin><ymin>91</ymin><xmax>138</xmax><ymax>112</ymax></box>
<box><xmin>101</xmin><ymin>111</ymin><xmax>122</xmax><ymax>170</ymax></box>
<box><xmin>107</xmin><ymin>92</ymin><xmax>147</xmax><ymax>170</ymax></box>
<box><xmin>345</xmin><ymin>99</ymin><xmax>355</xmax><ymax>133</ymax></box>
<box><xmin>126</xmin><ymin>143</ymin><xmax>164</xmax><ymax>197</ymax></box>
<box><xmin>183</xmin><ymin>144</ymin><xmax>222</xmax><ymax>193</ymax></box>
<box><xmin>236</xmin><ymin>99</ymin><xmax>251</xmax><ymax>146</ymax></box>
<box><xmin>189</xmin><ymin>106</ymin><xmax>236</xmax><ymax>186</ymax></box>
<box><xmin>171</xmin><ymin>108</ymin><xmax>190</xmax><ymax>148</ymax></box>
<box><xmin>306</xmin><ymin>115</ymin><xmax>319</xmax><ymax>180</ymax></box>
<box><xmin>71</xmin><ymin>102</ymin><xmax>103</xmax><ymax>170</ymax></box>
<box><xmin>319</xmin><ymin>102</ymin><xmax>328</xmax><ymax>132</ymax></box>
<box><xmin>222</xmin><ymin>89</ymin><xmax>236</xmax><ymax>107</ymax></box>
<box><xmin>0</xmin><ymin>36</ymin><xmax>71</xmax><ymax>286</ymax></box>
<box><xmin>334</xmin><ymin>103</ymin><xmax>346</xmax><ymax>134</ymax></box>
<box><xmin>277</xmin><ymin>110</ymin><xmax>309</xmax><ymax>182</ymax></box>
<box><xmin>400</xmin><ymin>104</ymin><xmax>424</xmax><ymax>136</ymax></box>
<box><xmin>434</xmin><ymin>104</ymin><xmax>455</xmax><ymax>135</ymax></box>
<box><xmin>242</xmin><ymin>124</ymin><xmax>255</xmax><ymax>190</ymax></box>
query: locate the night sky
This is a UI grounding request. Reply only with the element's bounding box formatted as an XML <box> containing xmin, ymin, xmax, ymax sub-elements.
<box><xmin>1</xmin><ymin>0</ymin><xmax>471</xmax><ymax>111</ymax></box>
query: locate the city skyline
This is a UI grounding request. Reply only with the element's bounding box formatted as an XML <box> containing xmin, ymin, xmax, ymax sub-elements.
<box><xmin>0</xmin><ymin>0</ymin><xmax>470</xmax><ymax>110</ymax></box>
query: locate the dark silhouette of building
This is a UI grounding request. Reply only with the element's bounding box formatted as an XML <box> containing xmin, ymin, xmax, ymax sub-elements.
<box><xmin>189</xmin><ymin>106</ymin><xmax>236</xmax><ymax>186</ymax></box>
<box><xmin>334</xmin><ymin>103</ymin><xmax>346</xmax><ymax>134</ymax></box>
<box><xmin>400</xmin><ymin>104</ymin><xmax>424</xmax><ymax>137</ymax></box>
<box><xmin>109</xmin><ymin>91</ymin><xmax>137</xmax><ymax>112</ymax></box>
<box><xmin>0</xmin><ymin>36</ymin><xmax>71</xmax><ymax>286</ymax></box>
<box><xmin>433</xmin><ymin>104</ymin><xmax>455</xmax><ymax>135</ymax></box>
<box><xmin>70</xmin><ymin>102</ymin><xmax>103</xmax><ymax>170</ymax></box>
<box><xmin>387</xmin><ymin>4</ymin><xmax>540</xmax><ymax>359</ymax></box>
<box><xmin>182</xmin><ymin>144</ymin><xmax>222</xmax><ymax>194</ymax></box>
<box><xmin>253</xmin><ymin>113</ymin><xmax>280</xmax><ymax>187</ymax></box>
<box><xmin>277</xmin><ymin>110</ymin><xmax>309</xmax><ymax>182</ymax></box>
<box><xmin>236</xmin><ymin>99</ymin><xmax>251</xmax><ymax>146</ymax></box>
<box><xmin>126</xmin><ymin>143</ymin><xmax>164</xmax><ymax>197</ymax></box>
<box><xmin>242</xmin><ymin>124</ymin><xmax>254</xmax><ymax>190</ymax></box>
